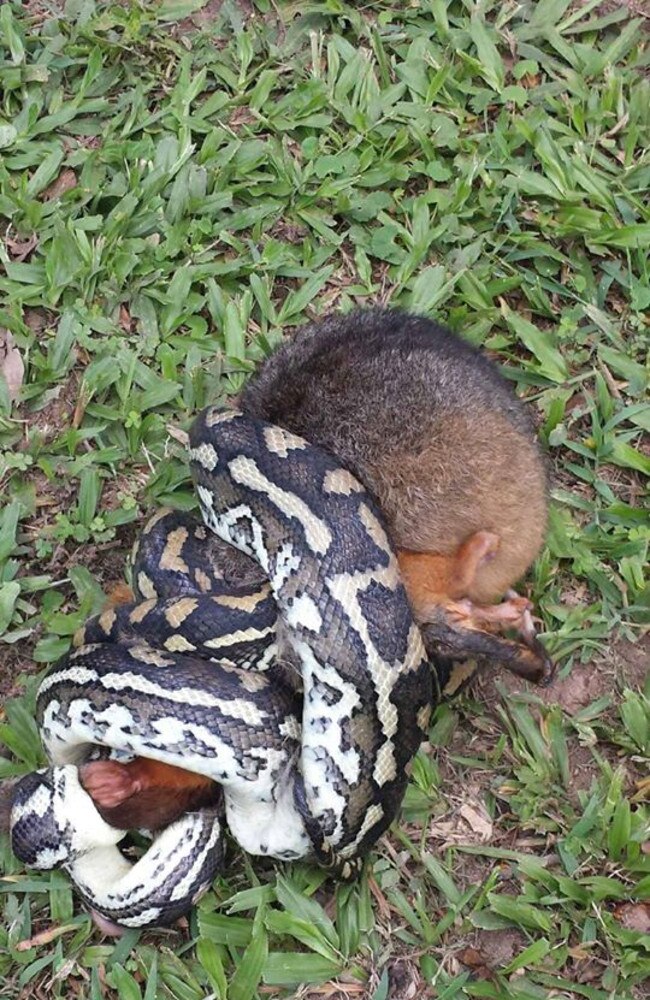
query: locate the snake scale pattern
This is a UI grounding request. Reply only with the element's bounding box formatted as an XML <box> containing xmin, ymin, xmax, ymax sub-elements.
<box><xmin>11</xmin><ymin>409</ymin><xmax>434</xmax><ymax>926</ymax></box>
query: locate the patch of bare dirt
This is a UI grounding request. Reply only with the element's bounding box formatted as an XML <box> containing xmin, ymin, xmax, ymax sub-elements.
<box><xmin>578</xmin><ymin>0</ymin><xmax>650</xmax><ymax>16</ymax></box>
<box><xmin>0</xmin><ymin>643</ymin><xmax>37</xmax><ymax>701</ymax></box>
<box><xmin>455</xmin><ymin>928</ymin><xmax>527</xmax><ymax>981</ymax></box>
<box><xmin>174</xmin><ymin>0</ymin><xmax>255</xmax><ymax>35</ymax></box>
<box><xmin>27</xmin><ymin>372</ymin><xmax>84</xmax><ymax>442</ymax></box>
<box><xmin>386</xmin><ymin>959</ymin><xmax>426</xmax><ymax>1000</ymax></box>
<box><xmin>471</xmin><ymin>928</ymin><xmax>525</xmax><ymax>967</ymax></box>
<box><xmin>469</xmin><ymin>638</ymin><xmax>647</xmax><ymax>796</ymax></box>
<box><xmin>565</xmin><ymin>740</ymin><xmax>604</xmax><ymax>800</ymax></box>
<box><xmin>0</xmin><ymin>330</ymin><xmax>25</xmax><ymax>401</ymax></box>
<box><xmin>298</xmin><ymin>987</ymin><xmax>367</xmax><ymax>1000</ymax></box>
<box><xmin>17</xmin><ymin>0</ymin><xmax>59</xmax><ymax>22</ymax></box>
<box><xmin>21</xmin><ymin>0</ymin><xmax>257</xmax><ymax>28</ymax></box>
<box><xmin>0</xmin><ymin>527</ymin><xmax>137</xmax><ymax>700</ymax></box>
<box><xmin>491</xmin><ymin>661</ymin><xmax>613</xmax><ymax>714</ymax></box>
<box><xmin>393</xmin><ymin>637</ymin><xmax>648</xmax><ymax>901</ymax></box>
<box><xmin>567</xmin><ymin>0</ymin><xmax>650</xmax><ymax>25</ymax></box>
<box><xmin>603</xmin><ymin>636</ymin><xmax>649</xmax><ymax>691</ymax></box>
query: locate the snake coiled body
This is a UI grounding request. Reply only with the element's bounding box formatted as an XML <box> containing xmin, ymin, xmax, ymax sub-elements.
<box><xmin>11</xmin><ymin>409</ymin><xmax>433</xmax><ymax>925</ymax></box>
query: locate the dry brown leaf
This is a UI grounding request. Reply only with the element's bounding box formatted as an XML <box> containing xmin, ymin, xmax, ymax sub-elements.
<box><xmin>457</xmin><ymin>946</ymin><xmax>487</xmax><ymax>969</ymax></box>
<box><xmin>631</xmin><ymin>779</ymin><xmax>650</xmax><ymax>804</ymax></box>
<box><xmin>367</xmin><ymin>873</ymin><xmax>392</xmax><ymax>921</ymax></box>
<box><xmin>229</xmin><ymin>106</ymin><xmax>257</xmax><ymax>129</ymax></box>
<box><xmin>459</xmin><ymin>801</ymin><xmax>493</xmax><ymax>841</ymax></box>
<box><xmin>387</xmin><ymin>959</ymin><xmax>420</xmax><ymax>1000</ymax></box>
<box><xmin>430</xmin><ymin>786</ymin><xmax>494</xmax><ymax>846</ymax></box>
<box><xmin>24</xmin><ymin>307</ymin><xmax>49</xmax><ymax>333</ymax></box>
<box><xmin>457</xmin><ymin>947</ymin><xmax>496</xmax><ymax>980</ymax></box>
<box><xmin>568</xmin><ymin>943</ymin><xmax>594</xmax><ymax>960</ymax></box>
<box><xmin>72</xmin><ymin>381</ymin><xmax>92</xmax><ymax>429</ymax></box>
<box><xmin>41</xmin><ymin>167</ymin><xmax>77</xmax><ymax>201</ymax></box>
<box><xmin>0</xmin><ymin>330</ymin><xmax>25</xmax><ymax>402</ymax></box>
<box><xmin>119</xmin><ymin>304</ymin><xmax>133</xmax><ymax>332</ymax></box>
<box><xmin>16</xmin><ymin>922</ymin><xmax>79</xmax><ymax>951</ymax></box>
<box><xmin>166</xmin><ymin>424</ymin><xmax>190</xmax><ymax>447</ymax></box>
<box><xmin>613</xmin><ymin>902</ymin><xmax>650</xmax><ymax>933</ymax></box>
<box><xmin>5</xmin><ymin>232</ymin><xmax>38</xmax><ymax>261</ymax></box>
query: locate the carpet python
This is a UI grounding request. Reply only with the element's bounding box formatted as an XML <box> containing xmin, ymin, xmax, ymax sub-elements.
<box><xmin>11</xmin><ymin>409</ymin><xmax>433</xmax><ymax>927</ymax></box>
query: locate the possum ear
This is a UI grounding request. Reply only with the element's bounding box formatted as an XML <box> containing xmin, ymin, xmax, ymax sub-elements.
<box><xmin>450</xmin><ymin>531</ymin><xmax>500</xmax><ymax>595</ymax></box>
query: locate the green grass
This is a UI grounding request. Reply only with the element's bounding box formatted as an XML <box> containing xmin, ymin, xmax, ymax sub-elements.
<box><xmin>0</xmin><ymin>0</ymin><xmax>649</xmax><ymax>997</ymax></box>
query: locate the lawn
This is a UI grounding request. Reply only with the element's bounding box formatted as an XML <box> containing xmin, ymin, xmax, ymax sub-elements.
<box><xmin>0</xmin><ymin>0</ymin><xmax>649</xmax><ymax>997</ymax></box>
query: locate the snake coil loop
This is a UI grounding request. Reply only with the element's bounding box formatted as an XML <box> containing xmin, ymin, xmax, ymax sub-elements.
<box><xmin>11</xmin><ymin>410</ymin><xmax>433</xmax><ymax>927</ymax></box>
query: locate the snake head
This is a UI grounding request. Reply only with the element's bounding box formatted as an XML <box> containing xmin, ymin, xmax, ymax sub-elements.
<box><xmin>10</xmin><ymin>766</ymin><xmax>125</xmax><ymax>870</ymax></box>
